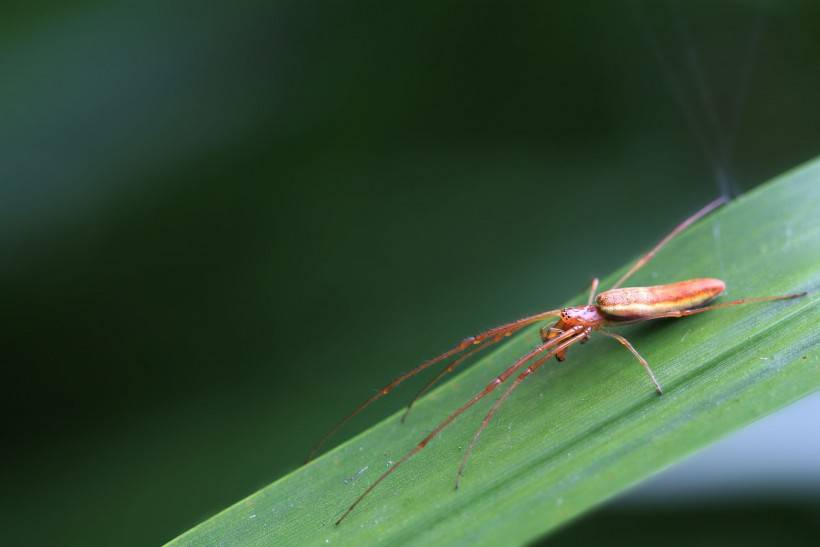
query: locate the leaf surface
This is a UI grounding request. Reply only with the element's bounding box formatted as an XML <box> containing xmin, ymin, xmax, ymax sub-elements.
<box><xmin>169</xmin><ymin>159</ymin><xmax>820</xmax><ymax>547</ymax></box>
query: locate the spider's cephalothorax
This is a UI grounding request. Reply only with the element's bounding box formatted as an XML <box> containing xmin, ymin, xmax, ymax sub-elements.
<box><xmin>541</xmin><ymin>305</ymin><xmax>604</xmax><ymax>361</ymax></box>
<box><xmin>559</xmin><ymin>305</ymin><xmax>606</xmax><ymax>327</ymax></box>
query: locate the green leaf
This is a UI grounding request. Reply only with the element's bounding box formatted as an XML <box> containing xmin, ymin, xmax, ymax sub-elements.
<box><xmin>169</xmin><ymin>159</ymin><xmax>820</xmax><ymax>547</ymax></box>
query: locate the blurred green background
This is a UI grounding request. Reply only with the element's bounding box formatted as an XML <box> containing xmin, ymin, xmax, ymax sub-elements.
<box><xmin>2</xmin><ymin>1</ymin><xmax>819</xmax><ymax>545</ymax></box>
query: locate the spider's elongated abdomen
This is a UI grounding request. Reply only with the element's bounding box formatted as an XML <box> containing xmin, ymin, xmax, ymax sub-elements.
<box><xmin>596</xmin><ymin>278</ymin><xmax>726</xmax><ymax>318</ymax></box>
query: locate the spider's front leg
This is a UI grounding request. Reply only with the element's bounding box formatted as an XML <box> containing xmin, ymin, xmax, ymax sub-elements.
<box><xmin>541</xmin><ymin>322</ymin><xmax>570</xmax><ymax>361</ymax></box>
<box><xmin>539</xmin><ymin>325</ymin><xmax>564</xmax><ymax>343</ymax></box>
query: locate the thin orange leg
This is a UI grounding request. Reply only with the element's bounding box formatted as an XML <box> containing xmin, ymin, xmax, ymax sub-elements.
<box><xmin>610</xmin><ymin>197</ymin><xmax>727</xmax><ymax>290</ymax></box>
<box><xmin>307</xmin><ymin>307</ymin><xmax>563</xmax><ymax>461</ymax></box>
<box><xmin>599</xmin><ymin>330</ymin><xmax>663</xmax><ymax>394</ymax></box>
<box><xmin>613</xmin><ymin>293</ymin><xmax>807</xmax><ymax>324</ymax></box>
<box><xmin>334</xmin><ymin>326</ymin><xmax>585</xmax><ymax>525</ymax></box>
<box><xmin>455</xmin><ymin>329</ymin><xmax>590</xmax><ymax>489</ymax></box>
<box><xmin>539</xmin><ymin>326</ymin><xmax>564</xmax><ymax>342</ymax></box>
<box><xmin>587</xmin><ymin>277</ymin><xmax>600</xmax><ymax>305</ymax></box>
<box><xmin>401</xmin><ymin>334</ymin><xmax>506</xmax><ymax>423</ymax></box>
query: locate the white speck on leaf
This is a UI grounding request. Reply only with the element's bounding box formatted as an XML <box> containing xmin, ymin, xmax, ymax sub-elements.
<box><xmin>343</xmin><ymin>465</ymin><xmax>369</xmax><ymax>485</ymax></box>
<box><xmin>249</xmin><ymin>514</ymin><xmax>257</xmax><ymax>519</ymax></box>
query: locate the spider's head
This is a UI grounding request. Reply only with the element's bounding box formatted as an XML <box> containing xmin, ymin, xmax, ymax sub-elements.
<box><xmin>559</xmin><ymin>305</ymin><xmax>604</xmax><ymax>328</ymax></box>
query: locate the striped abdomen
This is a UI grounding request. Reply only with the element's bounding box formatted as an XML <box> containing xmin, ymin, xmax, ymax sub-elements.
<box><xmin>596</xmin><ymin>278</ymin><xmax>726</xmax><ymax>319</ymax></box>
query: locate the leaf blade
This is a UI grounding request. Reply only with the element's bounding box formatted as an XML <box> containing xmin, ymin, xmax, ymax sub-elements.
<box><xmin>169</xmin><ymin>158</ymin><xmax>820</xmax><ymax>547</ymax></box>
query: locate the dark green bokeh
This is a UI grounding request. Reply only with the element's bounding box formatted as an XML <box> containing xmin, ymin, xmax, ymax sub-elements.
<box><xmin>2</xmin><ymin>2</ymin><xmax>819</xmax><ymax>545</ymax></box>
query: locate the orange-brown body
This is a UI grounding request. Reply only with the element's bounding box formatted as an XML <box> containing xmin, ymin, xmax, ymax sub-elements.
<box><xmin>545</xmin><ymin>278</ymin><xmax>726</xmax><ymax>359</ymax></box>
<box><xmin>596</xmin><ymin>278</ymin><xmax>726</xmax><ymax>319</ymax></box>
